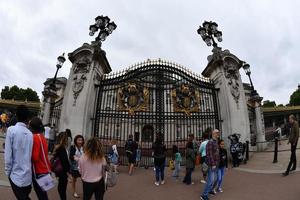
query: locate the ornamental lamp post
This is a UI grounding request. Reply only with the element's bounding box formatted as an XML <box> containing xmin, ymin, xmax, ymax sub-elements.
<box><xmin>48</xmin><ymin>53</ymin><xmax>66</xmax><ymax>125</ymax></box>
<box><xmin>89</xmin><ymin>15</ymin><xmax>117</xmax><ymax>47</ymax></box>
<box><xmin>242</xmin><ymin>63</ymin><xmax>259</xmax><ymax>98</ymax></box>
<box><xmin>197</xmin><ymin>21</ymin><xmax>223</xmax><ymax>48</ymax></box>
<box><xmin>50</xmin><ymin>53</ymin><xmax>66</xmax><ymax>91</ymax></box>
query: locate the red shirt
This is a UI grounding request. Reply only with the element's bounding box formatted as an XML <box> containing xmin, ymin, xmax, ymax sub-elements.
<box><xmin>32</xmin><ymin>133</ymin><xmax>51</xmax><ymax>174</ymax></box>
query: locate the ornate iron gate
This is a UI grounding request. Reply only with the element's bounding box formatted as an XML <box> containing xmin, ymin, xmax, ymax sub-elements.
<box><xmin>93</xmin><ymin>60</ymin><xmax>219</xmax><ymax>166</ymax></box>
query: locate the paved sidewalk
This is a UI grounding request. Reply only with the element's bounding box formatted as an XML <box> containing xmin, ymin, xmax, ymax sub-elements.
<box><xmin>238</xmin><ymin>142</ymin><xmax>300</xmax><ymax>173</ymax></box>
<box><xmin>0</xmin><ymin>166</ymin><xmax>299</xmax><ymax>200</ymax></box>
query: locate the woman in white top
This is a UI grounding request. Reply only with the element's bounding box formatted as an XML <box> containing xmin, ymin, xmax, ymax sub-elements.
<box><xmin>199</xmin><ymin>132</ymin><xmax>209</xmax><ymax>184</ymax></box>
<box><xmin>78</xmin><ymin>138</ymin><xmax>107</xmax><ymax>200</ymax></box>
<box><xmin>110</xmin><ymin>139</ymin><xmax>119</xmax><ymax>173</ymax></box>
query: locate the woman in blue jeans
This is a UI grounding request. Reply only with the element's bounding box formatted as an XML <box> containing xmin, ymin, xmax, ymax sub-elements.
<box><xmin>217</xmin><ymin>139</ymin><xmax>228</xmax><ymax>192</ymax></box>
<box><xmin>152</xmin><ymin>134</ymin><xmax>166</xmax><ymax>186</ymax></box>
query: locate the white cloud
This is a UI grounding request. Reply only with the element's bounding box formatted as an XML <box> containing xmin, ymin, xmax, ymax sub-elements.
<box><xmin>0</xmin><ymin>0</ymin><xmax>300</xmax><ymax>104</ymax></box>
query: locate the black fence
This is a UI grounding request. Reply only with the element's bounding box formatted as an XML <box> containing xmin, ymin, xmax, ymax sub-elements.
<box><xmin>93</xmin><ymin>62</ymin><xmax>220</xmax><ymax>167</ymax></box>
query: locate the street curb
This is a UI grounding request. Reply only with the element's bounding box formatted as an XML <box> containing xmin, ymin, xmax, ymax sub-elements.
<box><xmin>234</xmin><ymin>167</ymin><xmax>300</xmax><ymax>174</ymax></box>
<box><xmin>0</xmin><ymin>180</ymin><xmax>10</xmax><ymax>187</ymax></box>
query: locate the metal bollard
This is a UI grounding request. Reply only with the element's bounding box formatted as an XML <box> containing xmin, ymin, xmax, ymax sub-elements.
<box><xmin>273</xmin><ymin>138</ymin><xmax>278</xmax><ymax>163</ymax></box>
<box><xmin>246</xmin><ymin>141</ymin><xmax>249</xmax><ymax>161</ymax></box>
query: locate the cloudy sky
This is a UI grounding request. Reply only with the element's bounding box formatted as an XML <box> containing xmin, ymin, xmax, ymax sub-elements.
<box><xmin>1</xmin><ymin>0</ymin><xmax>299</xmax><ymax>104</ymax></box>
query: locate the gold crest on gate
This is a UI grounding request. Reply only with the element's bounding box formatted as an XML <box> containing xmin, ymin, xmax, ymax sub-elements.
<box><xmin>117</xmin><ymin>83</ymin><xmax>149</xmax><ymax>115</ymax></box>
<box><xmin>171</xmin><ymin>84</ymin><xmax>201</xmax><ymax>116</ymax></box>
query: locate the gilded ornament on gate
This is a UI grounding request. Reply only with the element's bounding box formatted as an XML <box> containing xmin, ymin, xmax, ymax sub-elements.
<box><xmin>117</xmin><ymin>83</ymin><xmax>149</xmax><ymax>115</ymax></box>
<box><xmin>171</xmin><ymin>84</ymin><xmax>200</xmax><ymax>116</ymax></box>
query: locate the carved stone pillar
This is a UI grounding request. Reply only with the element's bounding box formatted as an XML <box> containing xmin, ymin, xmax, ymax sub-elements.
<box><xmin>202</xmin><ymin>47</ymin><xmax>251</xmax><ymax>143</ymax></box>
<box><xmin>59</xmin><ymin>43</ymin><xmax>111</xmax><ymax>138</ymax></box>
<box><xmin>249</xmin><ymin>96</ymin><xmax>266</xmax><ymax>151</ymax></box>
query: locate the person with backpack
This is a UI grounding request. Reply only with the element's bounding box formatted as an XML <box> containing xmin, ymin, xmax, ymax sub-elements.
<box><xmin>152</xmin><ymin>134</ymin><xmax>167</xmax><ymax>186</ymax></box>
<box><xmin>53</xmin><ymin>132</ymin><xmax>70</xmax><ymax>200</ymax></box>
<box><xmin>199</xmin><ymin>132</ymin><xmax>210</xmax><ymax>184</ymax></box>
<box><xmin>30</xmin><ymin>117</ymin><xmax>52</xmax><ymax>200</ymax></box>
<box><xmin>172</xmin><ymin>145</ymin><xmax>182</xmax><ymax>178</ymax></box>
<box><xmin>125</xmin><ymin>134</ymin><xmax>138</xmax><ymax>175</ymax></box>
<box><xmin>78</xmin><ymin>137</ymin><xmax>107</xmax><ymax>200</ymax></box>
<box><xmin>69</xmin><ymin>135</ymin><xmax>84</xmax><ymax>198</ymax></box>
<box><xmin>183</xmin><ymin>141</ymin><xmax>196</xmax><ymax>185</ymax></box>
<box><xmin>109</xmin><ymin>139</ymin><xmax>119</xmax><ymax>173</ymax></box>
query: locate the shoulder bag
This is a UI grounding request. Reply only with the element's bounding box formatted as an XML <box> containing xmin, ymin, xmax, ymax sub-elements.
<box><xmin>33</xmin><ymin>134</ymin><xmax>55</xmax><ymax>191</ymax></box>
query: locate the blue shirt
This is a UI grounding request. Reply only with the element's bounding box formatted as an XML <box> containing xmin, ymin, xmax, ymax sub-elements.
<box><xmin>5</xmin><ymin>122</ymin><xmax>33</xmax><ymax>187</ymax></box>
<box><xmin>199</xmin><ymin>140</ymin><xmax>209</xmax><ymax>157</ymax></box>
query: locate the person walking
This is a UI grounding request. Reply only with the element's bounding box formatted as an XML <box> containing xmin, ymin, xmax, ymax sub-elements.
<box><xmin>216</xmin><ymin>139</ymin><xmax>228</xmax><ymax>193</ymax></box>
<box><xmin>183</xmin><ymin>141</ymin><xmax>196</xmax><ymax>185</ymax></box>
<box><xmin>69</xmin><ymin>135</ymin><xmax>84</xmax><ymax>198</ymax></box>
<box><xmin>200</xmin><ymin>129</ymin><xmax>220</xmax><ymax>200</ymax></box>
<box><xmin>78</xmin><ymin>138</ymin><xmax>107</xmax><ymax>200</ymax></box>
<box><xmin>283</xmin><ymin>114</ymin><xmax>299</xmax><ymax>176</ymax></box>
<box><xmin>125</xmin><ymin>134</ymin><xmax>138</xmax><ymax>175</ymax></box>
<box><xmin>152</xmin><ymin>134</ymin><xmax>167</xmax><ymax>186</ymax></box>
<box><xmin>44</xmin><ymin>124</ymin><xmax>50</xmax><ymax>146</ymax></box>
<box><xmin>53</xmin><ymin>132</ymin><xmax>70</xmax><ymax>200</ymax></box>
<box><xmin>48</xmin><ymin>125</ymin><xmax>56</xmax><ymax>154</ymax></box>
<box><xmin>66</xmin><ymin>129</ymin><xmax>73</xmax><ymax>150</ymax></box>
<box><xmin>5</xmin><ymin>105</ymin><xmax>33</xmax><ymax>200</ymax></box>
<box><xmin>109</xmin><ymin>139</ymin><xmax>119</xmax><ymax>173</ymax></box>
<box><xmin>30</xmin><ymin>117</ymin><xmax>52</xmax><ymax>200</ymax></box>
<box><xmin>199</xmin><ymin>132</ymin><xmax>209</xmax><ymax>184</ymax></box>
<box><xmin>172</xmin><ymin>145</ymin><xmax>182</xmax><ymax>178</ymax></box>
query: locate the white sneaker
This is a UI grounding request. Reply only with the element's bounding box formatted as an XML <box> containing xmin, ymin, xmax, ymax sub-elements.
<box><xmin>161</xmin><ymin>180</ymin><xmax>165</xmax><ymax>185</ymax></box>
<box><xmin>154</xmin><ymin>182</ymin><xmax>159</xmax><ymax>186</ymax></box>
<box><xmin>217</xmin><ymin>188</ymin><xmax>223</xmax><ymax>193</ymax></box>
<box><xmin>200</xmin><ymin>180</ymin><xmax>206</xmax><ymax>184</ymax></box>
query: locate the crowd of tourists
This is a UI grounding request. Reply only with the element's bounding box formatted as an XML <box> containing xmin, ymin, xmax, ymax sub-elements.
<box><xmin>4</xmin><ymin>105</ymin><xmax>108</xmax><ymax>200</ymax></box>
<box><xmin>4</xmin><ymin>105</ymin><xmax>299</xmax><ymax>200</ymax></box>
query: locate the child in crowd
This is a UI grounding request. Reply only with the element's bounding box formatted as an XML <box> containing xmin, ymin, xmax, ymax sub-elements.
<box><xmin>172</xmin><ymin>145</ymin><xmax>182</xmax><ymax>178</ymax></box>
<box><xmin>217</xmin><ymin>139</ymin><xmax>228</xmax><ymax>193</ymax></box>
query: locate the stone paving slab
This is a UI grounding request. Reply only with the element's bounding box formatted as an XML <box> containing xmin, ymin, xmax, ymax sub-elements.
<box><xmin>0</xmin><ymin>166</ymin><xmax>299</xmax><ymax>200</ymax></box>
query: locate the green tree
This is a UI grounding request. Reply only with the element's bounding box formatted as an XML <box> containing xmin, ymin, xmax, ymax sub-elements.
<box><xmin>289</xmin><ymin>89</ymin><xmax>300</xmax><ymax>106</ymax></box>
<box><xmin>1</xmin><ymin>85</ymin><xmax>40</xmax><ymax>102</ymax></box>
<box><xmin>262</xmin><ymin>100</ymin><xmax>276</xmax><ymax>107</ymax></box>
<box><xmin>277</xmin><ymin>104</ymin><xmax>284</xmax><ymax>107</ymax></box>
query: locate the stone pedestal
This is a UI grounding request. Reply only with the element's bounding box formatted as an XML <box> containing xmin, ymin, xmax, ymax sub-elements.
<box><xmin>59</xmin><ymin>43</ymin><xmax>111</xmax><ymax>138</ymax></box>
<box><xmin>42</xmin><ymin>98</ymin><xmax>51</xmax><ymax>125</ymax></box>
<box><xmin>249</xmin><ymin>96</ymin><xmax>266</xmax><ymax>151</ymax></box>
<box><xmin>202</xmin><ymin>47</ymin><xmax>250</xmax><ymax>144</ymax></box>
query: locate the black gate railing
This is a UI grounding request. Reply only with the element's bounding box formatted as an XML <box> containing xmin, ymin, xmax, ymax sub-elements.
<box><xmin>50</xmin><ymin>98</ymin><xmax>63</xmax><ymax>128</ymax></box>
<box><xmin>93</xmin><ymin>60</ymin><xmax>219</xmax><ymax>167</ymax></box>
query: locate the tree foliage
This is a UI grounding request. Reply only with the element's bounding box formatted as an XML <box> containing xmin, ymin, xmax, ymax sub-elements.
<box><xmin>1</xmin><ymin>85</ymin><xmax>40</xmax><ymax>102</ymax></box>
<box><xmin>262</xmin><ymin>100</ymin><xmax>276</xmax><ymax>107</ymax></box>
<box><xmin>289</xmin><ymin>89</ymin><xmax>300</xmax><ymax>106</ymax></box>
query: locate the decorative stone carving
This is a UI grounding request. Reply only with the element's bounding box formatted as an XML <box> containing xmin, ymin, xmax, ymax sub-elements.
<box><xmin>72</xmin><ymin>73</ymin><xmax>87</xmax><ymax>106</ymax></box>
<box><xmin>171</xmin><ymin>83</ymin><xmax>201</xmax><ymax>116</ymax></box>
<box><xmin>71</xmin><ymin>57</ymin><xmax>92</xmax><ymax>106</ymax></box>
<box><xmin>223</xmin><ymin>59</ymin><xmax>240</xmax><ymax>106</ymax></box>
<box><xmin>117</xmin><ymin>83</ymin><xmax>149</xmax><ymax>115</ymax></box>
<box><xmin>73</xmin><ymin>57</ymin><xmax>92</xmax><ymax>74</ymax></box>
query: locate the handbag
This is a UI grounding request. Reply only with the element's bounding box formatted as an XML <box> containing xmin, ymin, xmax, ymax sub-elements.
<box><xmin>50</xmin><ymin>156</ymin><xmax>63</xmax><ymax>176</ymax></box>
<box><xmin>104</xmin><ymin>166</ymin><xmax>117</xmax><ymax>190</ymax></box>
<box><xmin>33</xmin><ymin>134</ymin><xmax>55</xmax><ymax>191</ymax></box>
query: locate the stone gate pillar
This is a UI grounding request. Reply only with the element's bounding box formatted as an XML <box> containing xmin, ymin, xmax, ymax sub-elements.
<box><xmin>202</xmin><ymin>48</ymin><xmax>250</xmax><ymax>143</ymax></box>
<box><xmin>59</xmin><ymin>43</ymin><xmax>111</xmax><ymax>138</ymax></box>
<box><xmin>249</xmin><ymin>96</ymin><xmax>266</xmax><ymax>151</ymax></box>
